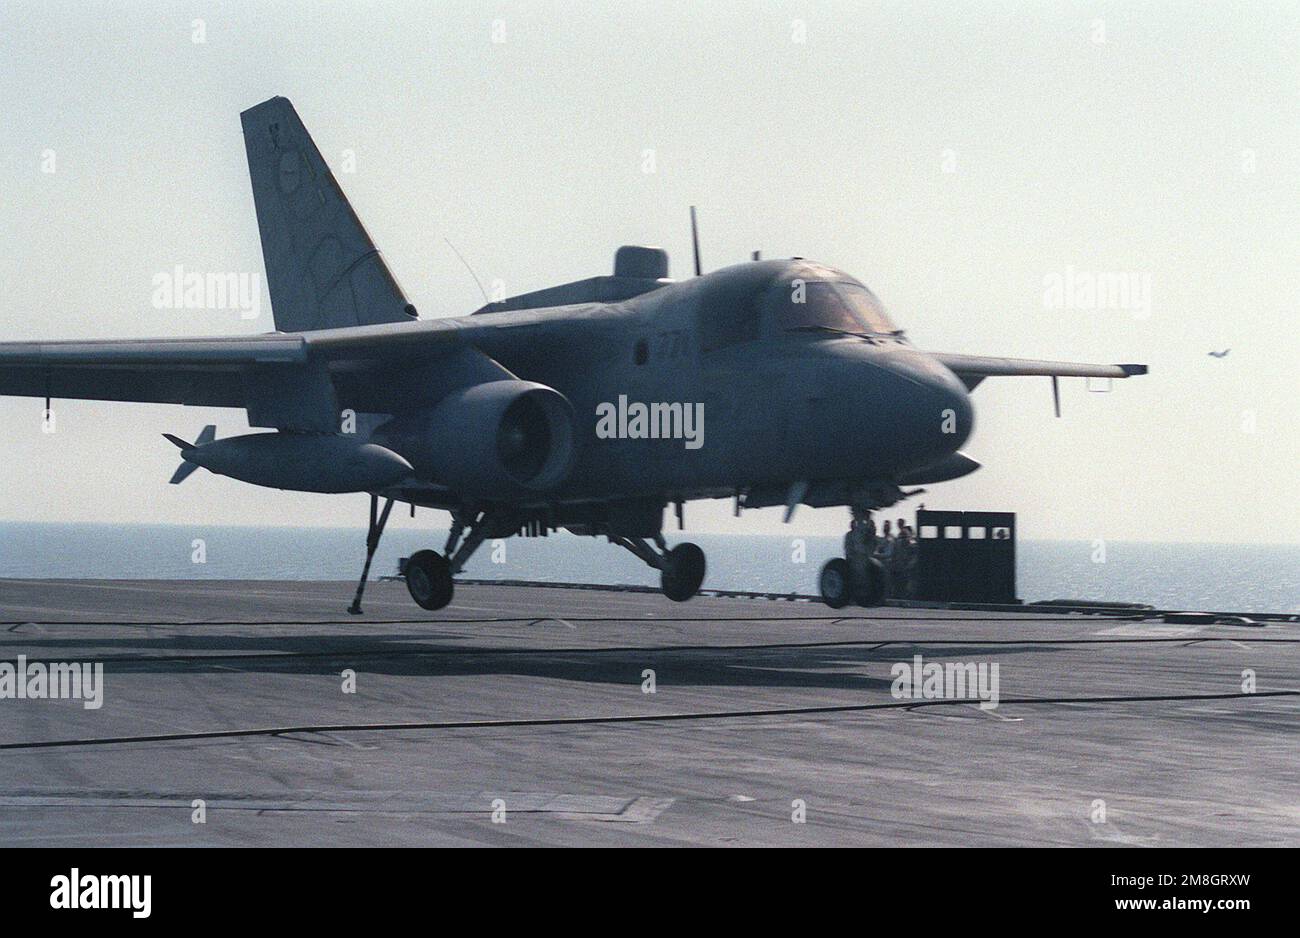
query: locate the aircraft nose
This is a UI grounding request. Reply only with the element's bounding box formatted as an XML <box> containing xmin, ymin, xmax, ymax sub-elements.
<box><xmin>874</xmin><ymin>348</ymin><xmax>974</xmax><ymax>462</ymax></box>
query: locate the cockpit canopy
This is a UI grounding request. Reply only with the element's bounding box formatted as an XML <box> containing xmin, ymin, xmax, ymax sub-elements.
<box><xmin>773</xmin><ymin>279</ymin><xmax>898</xmax><ymax>336</ymax></box>
<box><xmin>695</xmin><ymin>260</ymin><xmax>901</xmax><ymax>353</ymax></box>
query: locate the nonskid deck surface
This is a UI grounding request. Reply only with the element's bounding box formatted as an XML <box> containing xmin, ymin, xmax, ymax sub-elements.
<box><xmin>0</xmin><ymin>579</ymin><xmax>1295</xmax><ymax>846</ymax></box>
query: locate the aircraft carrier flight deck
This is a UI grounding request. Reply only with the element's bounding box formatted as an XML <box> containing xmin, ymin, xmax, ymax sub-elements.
<box><xmin>1</xmin><ymin>579</ymin><xmax>1295</xmax><ymax>847</ymax></box>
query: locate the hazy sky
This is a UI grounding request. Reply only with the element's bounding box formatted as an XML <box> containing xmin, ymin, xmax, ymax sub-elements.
<box><xmin>1</xmin><ymin>0</ymin><xmax>1296</xmax><ymax>544</ymax></box>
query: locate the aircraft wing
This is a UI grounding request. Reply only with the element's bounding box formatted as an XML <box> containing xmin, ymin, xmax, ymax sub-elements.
<box><xmin>0</xmin><ymin>334</ymin><xmax>302</xmax><ymax>408</ymax></box>
<box><xmin>928</xmin><ymin>352</ymin><xmax>1147</xmax><ymax>380</ymax></box>
<box><xmin>0</xmin><ymin>318</ymin><xmax>503</xmax><ymax>428</ymax></box>
<box><xmin>928</xmin><ymin>352</ymin><xmax>1146</xmax><ymax>391</ymax></box>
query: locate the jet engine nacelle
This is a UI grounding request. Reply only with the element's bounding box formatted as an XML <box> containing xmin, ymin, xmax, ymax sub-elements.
<box><xmin>375</xmin><ymin>380</ymin><xmax>575</xmax><ymax>496</ymax></box>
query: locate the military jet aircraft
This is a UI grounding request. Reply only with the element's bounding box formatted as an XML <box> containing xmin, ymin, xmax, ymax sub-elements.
<box><xmin>0</xmin><ymin>97</ymin><xmax>1146</xmax><ymax>612</ymax></box>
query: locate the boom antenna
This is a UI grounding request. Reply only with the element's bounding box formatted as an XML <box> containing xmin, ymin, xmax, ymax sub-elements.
<box><xmin>445</xmin><ymin>237</ymin><xmax>491</xmax><ymax>306</ymax></box>
<box><xmin>689</xmin><ymin>205</ymin><xmax>702</xmax><ymax>276</ymax></box>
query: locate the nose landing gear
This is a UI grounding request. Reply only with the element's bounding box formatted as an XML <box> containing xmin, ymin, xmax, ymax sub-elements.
<box><xmin>819</xmin><ymin>558</ymin><xmax>852</xmax><ymax>609</ymax></box>
<box><xmin>819</xmin><ymin>556</ymin><xmax>885</xmax><ymax>607</ymax></box>
<box><xmin>820</xmin><ymin>505</ymin><xmax>887</xmax><ymax>608</ymax></box>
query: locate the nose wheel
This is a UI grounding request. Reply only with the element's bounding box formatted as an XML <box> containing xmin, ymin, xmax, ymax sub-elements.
<box><xmin>819</xmin><ymin>557</ymin><xmax>886</xmax><ymax>607</ymax></box>
<box><xmin>819</xmin><ymin>558</ymin><xmax>852</xmax><ymax>608</ymax></box>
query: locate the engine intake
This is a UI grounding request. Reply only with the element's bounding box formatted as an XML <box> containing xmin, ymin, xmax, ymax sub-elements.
<box><xmin>374</xmin><ymin>381</ymin><xmax>575</xmax><ymax>495</ymax></box>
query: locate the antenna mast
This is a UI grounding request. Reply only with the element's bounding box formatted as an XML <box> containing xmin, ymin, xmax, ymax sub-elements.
<box><xmin>689</xmin><ymin>206</ymin><xmax>702</xmax><ymax>276</ymax></box>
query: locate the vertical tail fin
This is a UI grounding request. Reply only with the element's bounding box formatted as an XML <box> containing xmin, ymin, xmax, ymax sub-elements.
<box><xmin>240</xmin><ymin>97</ymin><xmax>417</xmax><ymax>333</ymax></box>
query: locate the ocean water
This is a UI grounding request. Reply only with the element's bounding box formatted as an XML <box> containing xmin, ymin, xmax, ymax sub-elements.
<box><xmin>0</xmin><ymin>522</ymin><xmax>1296</xmax><ymax>613</ymax></box>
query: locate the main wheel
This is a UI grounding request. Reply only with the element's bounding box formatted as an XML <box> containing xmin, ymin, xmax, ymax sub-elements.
<box><xmin>854</xmin><ymin>558</ymin><xmax>887</xmax><ymax>607</ymax></box>
<box><xmin>660</xmin><ymin>542</ymin><xmax>706</xmax><ymax>602</ymax></box>
<box><xmin>819</xmin><ymin>558</ymin><xmax>852</xmax><ymax>608</ymax></box>
<box><xmin>405</xmin><ymin>549</ymin><xmax>454</xmax><ymax>610</ymax></box>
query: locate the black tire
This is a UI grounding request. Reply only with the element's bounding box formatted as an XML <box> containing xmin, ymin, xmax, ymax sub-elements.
<box><xmin>660</xmin><ymin>542</ymin><xmax>706</xmax><ymax>602</ymax></box>
<box><xmin>854</xmin><ymin>558</ymin><xmax>887</xmax><ymax>607</ymax></box>
<box><xmin>819</xmin><ymin>558</ymin><xmax>852</xmax><ymax>608</ymax></box>
<box><xmin>405</xmin><ymin>549</ymin><xmax>454</xmax><ymax>611</ymax></box>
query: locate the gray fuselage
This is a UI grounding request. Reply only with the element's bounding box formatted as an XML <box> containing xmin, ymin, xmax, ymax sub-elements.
<box><xmin>456</xmin><ymin>258</ymin><xmax>973</xmax><ymax>506</ymax></box>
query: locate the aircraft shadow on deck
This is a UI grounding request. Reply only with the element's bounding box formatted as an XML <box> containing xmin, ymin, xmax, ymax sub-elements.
<box><xmin>0</xmin><ymin>633</ymin><xmax>1058</xmax><ymax>693</ymax></box>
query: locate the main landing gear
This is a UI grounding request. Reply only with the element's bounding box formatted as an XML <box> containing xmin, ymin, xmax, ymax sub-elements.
<box><xmin>403</xmin><ymin>508</ymin><xmax>514</xmax><ymax>611</ymax></box>
<box><xmin>403</xmin><ymin>550</ymin><xmax>453</xmax><ymax>611</ymax></box>
<box><xmin>347</xmin><ymin>496</ymin><xmax>709</xmax><ymax>612</ymax></box>
<box><xmin>608</xmin><ymin>534</ymin><xmax>707</xmax><ymax>602</ymax></box>
<box><xmin>347</xmin><ymin>499</ymin><xmax>504</xmax><ymax>615</ymax></box>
